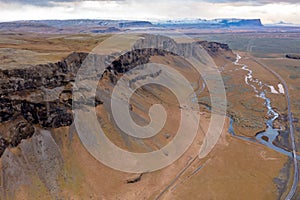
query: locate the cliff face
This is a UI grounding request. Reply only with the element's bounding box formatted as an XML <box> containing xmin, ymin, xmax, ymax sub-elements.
<box><xmin>0</xmin><ymin>40</ymin><xmax>234</xmax><ymax>156</ymax></box>
<box><xmin>0</xmin><ymin>52</ymin><xmax>88</xmax><ymax>95</ymax></box>
<box><xmin>0</xmin><ymin>53</ymin><xmax>86</xmax><ymax>156</ymax></box>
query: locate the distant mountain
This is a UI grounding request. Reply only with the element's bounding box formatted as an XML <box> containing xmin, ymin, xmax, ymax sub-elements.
<box><xmin>0</xmin><ymin>18</ymin><xmax>264</xmax><ymax>33</ymax></box>
<box><xmin>0</xmin><ymin>19</ymin><xmax>154</xmax><ymax>33</ymax></box>
<box><xmin>118</xmin><ymin>21</ymin><xmax>153</xmax><ymax>28</ymax></box>
<box><xmin>154</xmin><ymin>18</ymin><xmax>263</xmax><ymax>28</ymax></box>
<box><xmin>0</xmin><ymin>19</ymin><xmax>154</xmax><ymax>29</ymax></box>
<box><xmin>265</xmin><ymin>21</ymin><xmax>300</xmax><ymax>27</ymax></box>
<box><xmin>24</xmin><ymin>19</ymin><xmax>154</xmax><ymax>28</ymax></box>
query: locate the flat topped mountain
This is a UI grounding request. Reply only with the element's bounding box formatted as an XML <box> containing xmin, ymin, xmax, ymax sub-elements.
<box><xmin>155</xmin><ymin>18</ymin><xmax>263</xmax><ymax>28</ymax></box>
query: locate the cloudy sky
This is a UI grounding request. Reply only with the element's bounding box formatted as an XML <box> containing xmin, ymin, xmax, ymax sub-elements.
<box><xmin>0</xmin><ymin>0</ymin><xmax>299</xmax><ymax>24</ymax></box>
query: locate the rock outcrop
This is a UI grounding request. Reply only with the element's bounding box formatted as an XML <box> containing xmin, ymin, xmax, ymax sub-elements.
<box><xmin>0</xmin><ymin>52</ymin><xmax>88</xmax><ymax>156</ymax></box>
<box><xmin>286</xmin><ymin>54</ymin><xmax>300</xmax><ymax>60</ymax></box>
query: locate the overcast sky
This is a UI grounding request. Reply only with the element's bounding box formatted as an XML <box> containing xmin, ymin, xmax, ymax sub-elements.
<box><xmin>0</xmin><ymin>0</ymin><xmax>299</xmax><ymax>24</ymax></box>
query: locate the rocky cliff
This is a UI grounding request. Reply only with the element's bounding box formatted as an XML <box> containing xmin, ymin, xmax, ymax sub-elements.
<box><xmin>0</xmin><ymin>39</ymin><xmax>234</xmax><ymax>156</ymax></box>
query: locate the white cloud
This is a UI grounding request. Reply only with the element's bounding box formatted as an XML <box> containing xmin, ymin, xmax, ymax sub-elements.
<box><xmin>0</xmin><ymin>0</ymin><xmax>299</xmax><ymax>24</ymax></box>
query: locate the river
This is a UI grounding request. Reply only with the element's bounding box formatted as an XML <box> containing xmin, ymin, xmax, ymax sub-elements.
<box><xmin>230</xmin><ymin>54</ymin><xmax>299</xmax><ymax>160</ymax></box>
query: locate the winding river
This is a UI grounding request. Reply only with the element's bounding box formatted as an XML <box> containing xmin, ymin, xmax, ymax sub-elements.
<box><xmin>230</xmin><ymin>54</ymin><xmax>299</xmax><ymax>160</ymax></box>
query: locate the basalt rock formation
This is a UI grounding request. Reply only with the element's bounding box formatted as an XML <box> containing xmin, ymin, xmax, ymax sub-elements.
<box><xmin>0</xmin><ymin>52</ymin><xmax>88</xmax><ymax>156</ymax></box>
<box><xmin>0</xmin><ymin>38</ymin><xmax>234</xmax><ymax>157</ymax></box>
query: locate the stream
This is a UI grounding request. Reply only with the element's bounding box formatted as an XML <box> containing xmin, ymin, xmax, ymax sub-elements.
<box><xmin>230</xmin><ymin>54</ymin><xmax>299</xmax><ymax>160</ymax></box>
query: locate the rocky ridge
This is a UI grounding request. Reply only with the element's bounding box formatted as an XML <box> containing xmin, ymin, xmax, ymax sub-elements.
<box><xmin>0</xmin><ymin>39</ymin><xmax>234</xmax><ymax>156</ymax></box>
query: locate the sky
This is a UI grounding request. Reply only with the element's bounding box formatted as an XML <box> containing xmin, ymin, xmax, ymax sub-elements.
<box><xmin>0</xmin><ymin>0</ymin><xmax>299</xmax><ymax>24</ymax></box>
